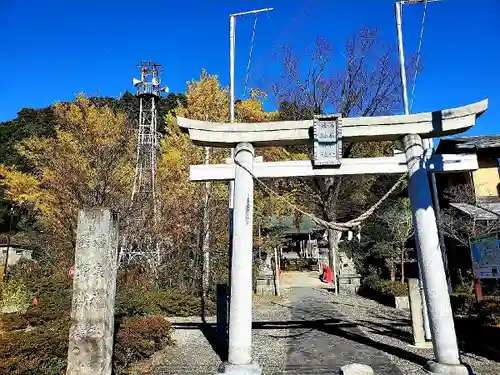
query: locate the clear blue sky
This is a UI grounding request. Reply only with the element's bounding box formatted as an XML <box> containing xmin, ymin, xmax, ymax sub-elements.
<box><xmin>1</xmin><ymin>0</ymin><xmax>498</xmax><ymax>136</ymax></box>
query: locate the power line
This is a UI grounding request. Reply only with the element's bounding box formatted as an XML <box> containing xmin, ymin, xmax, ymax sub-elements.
<box><xmin>250</xmin><ymin>0</ymin><xmax>320</xmax><ymax>89</ymax></box>
<box><xmin>243</xmin><ymin>14</ymin><xmax>258</xmax><ymax>97</ymax></box>
<box><xmin>410</xmin><ymin>1</ymin><xmax>428</xmax><ymax>113</ymax></box>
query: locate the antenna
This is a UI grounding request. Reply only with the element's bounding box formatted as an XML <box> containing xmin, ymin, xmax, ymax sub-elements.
<box><xmin>119</xmin><ymin>61</ymin><xmax>168</xmax><ymax>268</ymax></box>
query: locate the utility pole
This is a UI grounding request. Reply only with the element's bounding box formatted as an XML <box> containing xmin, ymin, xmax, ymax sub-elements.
<box><xmin>395</xmin><ymin>4</ymin><xmax>469</xmax><ymax>372</ymax></box>
<box><xmin>394</xmin><ymin>0</ymin><xmax>451</xmax><ymax>294</ymax></box>
<box><xmin>227</xmin><ymin>5</ymin><xmax>273</xmax><ymax>314</ymax></box>
<box><xmin>395</xmin><ymin>0</ymin><xmax>440</xmax><ymax>343</ymax></box>
<box><xmin>229</xmin><ymin>6</ymin><xmax>273</xmax><ymax>251</ymax></box>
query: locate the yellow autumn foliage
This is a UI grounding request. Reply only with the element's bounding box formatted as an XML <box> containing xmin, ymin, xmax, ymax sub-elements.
<box><xmin>0</xmin><ymin>94</ymin><xmax>135</xmax><ymax>254</ymax></box>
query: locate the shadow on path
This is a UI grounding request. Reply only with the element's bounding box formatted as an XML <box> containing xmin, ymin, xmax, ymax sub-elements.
<box><xmin>455</xmin><ymin>317</ymin><xmax>500</xmax><ymax>363</ymax></box>
<box><xmin>173</xmin><ymin>288</ymin><xmax>428</xmax><ymax>374</ymax></box>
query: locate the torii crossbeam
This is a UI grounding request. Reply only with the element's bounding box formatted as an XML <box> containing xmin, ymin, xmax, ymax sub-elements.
<box><xmin>177</xmin><ymin>99</ymin><xmax>487</xmax><ymax>375</ymax></box>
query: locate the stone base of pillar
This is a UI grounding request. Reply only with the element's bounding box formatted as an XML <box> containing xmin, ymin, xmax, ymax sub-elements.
<box><xmin>218</xmin><ymin>362</ymin><xmax>261</xmax><ymax>375</ymax></box>
<box><xmin>426</xmin><ymin>361</ymin><xmax>471</xmax><ymax>375</ymax></box>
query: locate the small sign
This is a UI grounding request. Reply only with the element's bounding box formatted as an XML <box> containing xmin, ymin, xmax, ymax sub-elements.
<box><xmin>313</xmin><ymin>115</ymin><xmax>342</xmax><ymax>166</ymax></box>
<box><xmin>470</xmin><ymin>232</ymin><xmax>500</xmax><ymax>279</ymax></box>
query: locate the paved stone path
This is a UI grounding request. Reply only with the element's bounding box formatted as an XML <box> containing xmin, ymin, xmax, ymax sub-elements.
<box><xmin>282</xmin><ymin>287</ymin><xmax>402</xmax><ymax>375</ymax></box>
<box><xmin>144</xmin><ymin>284</ymin><xmax>402</xmax><ymax>374</ymax></box>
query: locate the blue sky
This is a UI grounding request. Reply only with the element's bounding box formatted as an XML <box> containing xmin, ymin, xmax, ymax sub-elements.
<box><xmin>1</xmin><ymin>0</ymin><xmax>498</xmax><ymax>137</ymax></box>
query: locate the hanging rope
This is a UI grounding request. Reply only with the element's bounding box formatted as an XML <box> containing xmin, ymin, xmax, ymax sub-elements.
<box><xmin>234</xmin><ymin>159</ymin><xmax>407</xmax><ymax>231</ymax></box>
<box><xmin>243</xmin><ymin>14</ymin><xmax>258</xmax><ymax>97</ymax></box>
<box><xmin>410</xmin><ymin>1</ymin><xmax>428</xmax><ymax>113</ymax></box>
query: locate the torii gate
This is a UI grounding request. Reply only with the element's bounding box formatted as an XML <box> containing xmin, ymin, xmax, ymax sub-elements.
<box><xmin>177</xmin><ymin>99</ymin><xmax>487</xmax><ymax>375</ymax></box>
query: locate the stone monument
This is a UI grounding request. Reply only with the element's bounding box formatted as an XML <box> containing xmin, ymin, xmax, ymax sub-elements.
<box><xmin>255</xmin><ymin>251</ymin><xmax>275</xmax><ymax>296</ymax></box>
<box><xmin>66</xmin><ymin>208</ymin><xmax>119</xmax><ymax>375</ymax></box>
<box><xmin>336</xmin><ymin>251</ymin><xmax>362</xmax><ymax>295</ymax></box>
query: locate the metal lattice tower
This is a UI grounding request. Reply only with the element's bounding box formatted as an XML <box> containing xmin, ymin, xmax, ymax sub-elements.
<box><xmin>131</xmin><ymin>62</ymin><xmax>168</xmax><ymax>211</ymax></box>
<box><xmin>119</xmin><ymin>61</ymin><xmax>169</xmax><ymax>267</ymax></box>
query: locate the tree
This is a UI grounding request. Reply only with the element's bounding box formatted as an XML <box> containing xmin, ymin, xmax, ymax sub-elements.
<box><xmin>373</xmin><ymin>198</ymin><xmax>413</xmax><ymax>282</ymax></box>
<box><xmin>440</xmin><ymin>183</ymin><xmax>500</xmax><ymax>285</ymax></box>
<box><xmin>172</xmin><ymin>69</ymin><xmax>229</xmax><ymax>295</ymax></box>
<box><xmin>441</xmin><ymin>184</ymin><xmax>500</xmax><ymax>248</ymax></box>
<box><xmin>0</xmin><ymin>94</ymin><xmax>135</xmax><ymax>262</ymax></box>
<box><xmin>272</xmin><ymin>27</ymin><xmax>409</xmax><ymax>272</ymax></box>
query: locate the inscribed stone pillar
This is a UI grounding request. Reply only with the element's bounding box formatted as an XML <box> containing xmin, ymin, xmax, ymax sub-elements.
<box><xmin>66</xmin><ymin>208</ymin><xmax>119</xmax><ymax>375</ymax></box>
<box><xmin>407</xmin><ymin>278</ymin><xmax>427</xmax><ymax>348</ymax></box>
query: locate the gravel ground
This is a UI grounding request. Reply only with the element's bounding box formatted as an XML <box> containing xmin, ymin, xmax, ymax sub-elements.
<box><xmin>133</xmin><ymin>272</ymin><xmax>500</xmax><ymax>375</ymax></box>
<box><xmin>141</xmin><ymin>293</ymin><xmax>291</xmax><ymax>375</ymax></box>
<box><xmin>252</xmin><ymin>292</ymin><xmax>291</xmax><ymax>375</ymax></box>
<box><xmin>324</xmin><ymin>291</ymin><xmax>500</xmax><ymax>375</ymax></box>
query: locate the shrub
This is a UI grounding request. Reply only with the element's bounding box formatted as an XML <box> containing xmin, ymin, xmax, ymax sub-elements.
<box><xmin>358</xmin><ymin>277</ymin><xmax>408</xmax><ymax>306</ymax></box>
<box><xmin>8</xmin><ymin>280</ymin><xmax>73</xmax><ymax>327</ymax></box>
<box><xmin>449</xmin><ymin>284</ymin><xmax>475</xmax><ymax>316</ymax></box>
<box><xmin>280</xmin><ymin>258</ymin><xmax>316</xmax><ymax>272</ymax></box>
<box><xmin>0</xmin><ymin>314</ymin><xmax>174</xmax><ymax>375</ymax></box>
<box><xmin>450</xmin><ymin>292</ymin><xmax>475</xmax><ymax>316</ymax></box>
<box><xmin>0</xmin><ymin>312</ymin><xmax>29</xmax><ymax>331</ymax></box>
<box><xmin>114</xmin><ymin>315</ymin><xmax>173</xmax><ymax>374</ymax></box>
<box><xmin>474</xmin><ymin>299</ymin><xmax>500</xmax><ymax>326</ymax></box>
<box><xmin>115</xmin><ymin>287</ymin><xmax>215</xmax><ymax>317</ymax></box>
<box><xmin>7</xmin><ymin>258</ymin><xmax>43</xmax><ymax>291</ymax></box>
<box><xmin>115</xmin><ymin>287</ymin><xmax>161</xmax><ymax>316</ymax></box>
<box><xmin>157</xmin><ymin>289</ymin><xmax>215</xmax><ymax>317</ymax></box>
<box><xmin>380</xmin><ymin>280</ymin><xmax>408</xmax><ymax>297</ymax></box>
<box><xmin>0</xmin><ymin>318</ymin><xmax>69</xmax><ymax>375</ymax></box>
<box><xmin>2</xmin><ymin>263</ymin><xmax>72</xmax><ymax>325</ymax></box>
<box><xmin>0</xmin><ymin>280</ymin><xmax>33</xmax><ymax>313</ymax></box>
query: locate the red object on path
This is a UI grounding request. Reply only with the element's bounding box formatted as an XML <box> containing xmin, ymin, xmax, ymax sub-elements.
<box><xmin>321</xmin><ymin>264</ymin><xmax>333</xmax><ymax>284</ymax></box>
<box><xmin>33</xmin><ymin>296</ymin><xmax>39</xmax><ymax>306</ymax></box>
<box><xmin>475</xmin><ymin>278</ymin><xmax>484</xmax><ymax>302</ymax></box>
<box><xmin>69</xmin><ymin>264</ymin><xmax>76</xmax><ymax>280</ymax></box>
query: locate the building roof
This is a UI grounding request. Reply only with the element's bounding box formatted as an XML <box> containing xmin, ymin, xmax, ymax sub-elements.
<box><xmin>437</xmin><ymin>135</ymin><xmax>500</xmax><ymax>153</ymax></box>
<box><xmin>450</xmin><ymin>202</ymin><xmax>500</xmax><ymax>220</ymax></box>
<box><xmin>265</xmin><ymin>215</ymin><xmax>323</xmax><ymax>235</ymax></box>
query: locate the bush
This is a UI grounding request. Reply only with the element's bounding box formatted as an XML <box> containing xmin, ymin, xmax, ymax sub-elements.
<box><xmin>450</xmin><ymin>292</ymin><xmax>475</xmax><ymax>316</ymax></box>
<box><xmin>0</xmin><ymin>281</ymin><xmax>73</xmax><ymax>328</ymax></box>
<box><xmin>7</xmin><ymin>258</ymin><xmax>44</xmax><ymax>291</ymax></box>
<box><xmin>380</xmin><ymin>280</ymin><xmax>408</xmax><ymax>297</ymax></box>
<box><xmin>0</xmin><ymin>318</ymin><xmax>69</xmax><ymax>375</ymax></box>
<box><xmin>358</xmin><ymin>276</ymin><xmax>408</xmax><ymax>306</ymax></box>
<box><xmin>0</xmin><ymin>314</ymin><xmax>174</xmax><ymax>375</ymax></box>
<box><xmin>114</xmin><ymin>315</ymin><xmax>173</xmax><ymax>374</ymax></box>
<box><xmin>449</xmin><ymin>284</ymin><xmax>475</xmax><ymax>316</ymax></box>
<box><xmin>3</xmin><ymin>262</ymin><xmax>72</xmax><ymax>325</ymax></box>
<box><xmin>474</xmin><ymin>299</ymin><xmax>500</xmax><ymax>326</ymax></box>
<box><xmin>0</xmin><ymin>312</ymin><xmax>29</xmax><ymax>331</ymax></box>
<box><xmin>280</xmin><ymin>258</ymin><xmax>317</xmax><ymax>272</ymax></box>
<box><xmin>115</xmin><ymin>287</ymin><xmax>215</xmax><ymax>317</ymax></box>
<box><xmin>157</xmin><ymin>289</ymin><xmax>215</xmax><ymax>317</ymax></box>
<box><xmin>0</xmin><ymin>280</ymin><xmax>33</xmax><ymax>313</ymax></box>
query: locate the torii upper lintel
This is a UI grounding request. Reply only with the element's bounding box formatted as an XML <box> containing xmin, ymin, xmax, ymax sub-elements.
<box><xmin>177</xmin><ymin>99</ymin><xmax>488</xmax><ymax>147</ymax></box>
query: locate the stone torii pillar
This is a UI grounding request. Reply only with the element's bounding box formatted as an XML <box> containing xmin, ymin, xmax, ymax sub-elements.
<box><xmin>404</xmin><ymin>134</ymin><xmax>465</xmax><ymax>374</ymax></box>
<box><xmin>177</xmin><ymin>99</ymin><xmax>487</xmax><ymax>375</ymax></box>
<box><xmin>224</xmin><ymin>142</ymin><xmax>259</xmax><ymax>374</ymax></box>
